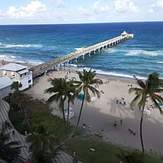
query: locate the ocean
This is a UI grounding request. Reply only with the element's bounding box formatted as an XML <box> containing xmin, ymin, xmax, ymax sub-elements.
<box><xmin>0</xmin><ymin>22</ymin><xmax>163</xmax><ymax>78</ymax></box>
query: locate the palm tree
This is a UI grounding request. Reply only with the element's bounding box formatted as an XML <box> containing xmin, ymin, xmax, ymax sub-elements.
<box><xmin>0</xmin><ymin>123</ymin><xmax>23</xmax><ymax>163</ymax></box>
<box><xmin>75</xmin><ymin>69</ymin><xmax>103</xmax><ymax>128</ymax></box>
<box><xmin>7</xmin><ymin>92</ymin><xmax>32</xmax><ymax>131</ymax></box>
<box><xmin>9</xmin><ymin>92</ymin><xmax>31</xmax><ymax>112</ymax></box>
<box><xmin>65</xmin><ymin>80</ymin><xmax>77</xmax><ymax>123</ymax></box>
<box><xmin>27</xmin><ymin>125</ymin><xmax>59</xmax><ymax>163</ymax></box>
<box><xmin>11</xmin><ymin>81</ymin><xmax>22</xmax><ymax>93</ymax></box>
<box><xmin>45</xmin><ymin>78</ymin><xmax>76</xmax><ymax>124</ymax></box>
<box><xmin>46</xmin><ymin>78</ymin><xmax>68</xmax><ymax>123</ymax></box>
<box><xmin>129</xmin><ymin>72</ymin><xmax>163</xmax><ymax>153</ymax></box>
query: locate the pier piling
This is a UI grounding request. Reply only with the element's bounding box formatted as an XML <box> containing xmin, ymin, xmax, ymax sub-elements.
<box><xmin>31</xmin><ymin>31</ymin><xmax>134</xmax><ymax>78</ymax></box>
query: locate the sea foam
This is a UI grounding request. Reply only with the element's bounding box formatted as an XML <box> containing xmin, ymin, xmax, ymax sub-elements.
<box><xmin>0</xmin><ymin>54</ymin><xmax>43</xmax><ymax>65</ymax></box>
<box><xmin>72</xmin><ymin>65</ymin><xmax>146</xmax><ymax>79</ymax></box>
<box><xmin>0</xmin><ymin>42</ymin><xmax>43</xmax><ymax>48</ymax></box>
<box><xmin>125</xmin><ymin>49</ymin><xmax>162</xmax><ymax>57</ymax></box>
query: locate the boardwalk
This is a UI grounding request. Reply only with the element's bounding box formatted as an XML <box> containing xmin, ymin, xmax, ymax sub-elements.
<box><xmin>31</xmin><ymin>31</ymin><xmax>134</xmax><ymax>78</ymax></box>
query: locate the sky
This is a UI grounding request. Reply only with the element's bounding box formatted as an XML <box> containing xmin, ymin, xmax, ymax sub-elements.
<box><xmin>0</xmin><ymin>0</ymin><xmax>163</xmax><ymax>24</ymax></box>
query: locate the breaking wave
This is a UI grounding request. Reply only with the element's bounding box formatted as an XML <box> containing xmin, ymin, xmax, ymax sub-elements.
<box><xmin>0</xmin><ymin>42</ymin><xmax>43</xmax><ymax>48</ymax></box>
<box><xmin>125</xmin><ymin>49</ymin><xmax>163</xmax><ymax>57</ymax></box>
<box><xmin>0</xmin><ymin>54</ymin><xmax>43</xmax><ymax>65</ymax></box>
<box><xmin>71</xmin><ymin>64</ymin><xmax>146</xmax><ymax>79</ymax></box>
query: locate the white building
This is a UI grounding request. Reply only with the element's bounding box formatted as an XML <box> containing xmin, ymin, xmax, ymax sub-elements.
<box><xmin>0</xmin><ymin>63</ymin><xmax>33</xmax><ymax>90</ymax></box>
<box><xmin>0</xmin><ymin>77</ymin><xmax>12</xmax><ymax>99</ymax></box>
<box><xmin>121</xmin><ymin>31</ymin><xmax>128</xmax><ymax>36</ymax></box>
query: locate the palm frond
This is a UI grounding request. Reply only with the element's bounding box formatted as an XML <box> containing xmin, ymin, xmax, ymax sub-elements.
<box><xmin>129</xmin><ymin>87</ymin><xmax>142</xmax><ymax>94</ymax></box>
<box><xmin>47</xmin><ymin>94</ymin><xmax>60</xmax><ymax>103</ymax></box>
<box><xmin>159</xmin><ymin>79</ymin><xmax>163</xmax><ymax>87</ymax></box>
<box><xmin>88</xmin><ymin>85</ymin><xmax>101</xmax><ymax>98</ymax></box>
<box><xmin>151</xmin><ymin>97</ymin><xmax>163</xmax><ymax>114</ymax></box>
<box><xmin>154</xmin><ymin>88</ymin><xmax>163</xmax><ymax>92</ymax></box>
<box><xmin>133</xmin><ymin>75</ymin><xmax>146</xmax><ymax>89</ymax></box>
<box><xmin>147</xmin><ymin>72</ymin><xmax>160</xmax><ymax>91</ymax></box>
<box><xmin>85</xmin><ymin>88</ymin><xmax>91</xmax><ymax>102</ymax></box>
<box><xmin>130</xmin><ymin>94</ymin><xmax>142</xmax><ymax>109</ymax></box>
<box><xmin>91</xmin><ymin>78</ymin><xmax>103</xmax><ymax>85</ymax></box>
<box><xmin>152</xmin><ymin>93</ymin><xmax>163</xmax><ymax>103</ymax></box>
<box><xmin>45</xmin><ymin>87</ymin><xmax>57</xmax><ymax>94</ymax></box>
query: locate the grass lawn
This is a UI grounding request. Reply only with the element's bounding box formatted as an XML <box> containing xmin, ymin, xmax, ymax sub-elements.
<box><xmin>9</xmin><ymin>109</ymin><xmax>29</xmax><ymax>134</ymax></box>
<box><xmin>66</xmin><ymin>136</ymin><xmax>163</xmax><ymax>163</ymax></box>
<box><xmin>8</xmin><ymin>94</ymin><xmax>72</xmax><ymax>142</ymax></box>
<box><xmin>31</xmin><ymin>109</ymin><xmax>72</xmax><ymax>141</ymax></box>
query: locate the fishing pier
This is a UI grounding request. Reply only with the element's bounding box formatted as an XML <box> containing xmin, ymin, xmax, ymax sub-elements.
<box><xmin>31</xmin><ymin>31</ymin><xmax>134</xmax><ymax>78</ymax></box>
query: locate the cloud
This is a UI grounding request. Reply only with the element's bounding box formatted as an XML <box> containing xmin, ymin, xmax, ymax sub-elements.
<box><xmin>79</xmin><ymin>0</ymin><xmax>110</xmax><ymax>18</ymax></box>
<box><xmin>49</xmin><ymin>0</ymin><xmax>65</xmax><ymax>8</ymax></box>
<box><xmin>114</xmin><ymin>0</ymin><xmax>139</xmax><ymax>13</ymax></box>
<box><xmin>78</xmin><ymin>6</ymin><xmax>93</xmax><ymax>17</ymax></box>
<box><xmin>55</xmin><ymin>0</ymin><xmax>65</xmax><ymax>7</ymax></box>
<box><xmin>93</xmin><ymin>0</ymin><xmax>110</xmax><ymax>13</ymax></box>
<box><xmin>0</xmin><ymin>0</ymin><xmax>162</xmax><ymax>24</ymax></box>
<box><xmin>148</xmin><ymin>8</ymin><xmax>154</xmax><ymax>13</ymax></box>
<box><xmin>0</xmin><ymin>0</ymin><xmax>47</xmax><ymax>18</ymax></box>
<box><xmin>156</xmin><ymin>0</ymin><xmax>163</xmax><ymax>8</ymax></box>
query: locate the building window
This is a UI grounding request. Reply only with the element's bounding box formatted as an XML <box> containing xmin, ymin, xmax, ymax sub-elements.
<box><xmin>28</xmin><ymin>80</ymin><xmax>31</xmax><ymax>83</ymax></box>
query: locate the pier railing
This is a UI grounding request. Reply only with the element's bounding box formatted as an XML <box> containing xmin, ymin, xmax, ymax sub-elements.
<box><xmin>31</xmin><ymin>31</ymin><xmax>134</xmax><ymax>78</ymax></box>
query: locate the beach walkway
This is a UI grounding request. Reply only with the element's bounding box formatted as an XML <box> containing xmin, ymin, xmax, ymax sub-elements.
<box><xmin>31</xmin><ymin>31</ymin><xmax>134</xmax><ymax>78</ymax></box>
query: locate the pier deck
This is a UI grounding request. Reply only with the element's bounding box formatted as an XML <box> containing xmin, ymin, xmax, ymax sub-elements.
<box><xmin>31</xmin><ymin>31</ymin><xmax>134</xmax><ymax>78</ymax></box>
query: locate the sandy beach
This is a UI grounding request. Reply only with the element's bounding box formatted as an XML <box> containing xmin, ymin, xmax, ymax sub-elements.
<box><xmin>25</xmin><ymin>69</ymin><xmax>163</xmax><ymax>155</ymax></box>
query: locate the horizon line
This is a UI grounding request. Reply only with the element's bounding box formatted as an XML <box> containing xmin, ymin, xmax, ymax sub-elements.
<box><xmin>0</xmin><ymin>20</ymin><xmax>163</xmax><ymax>26</ymax></box>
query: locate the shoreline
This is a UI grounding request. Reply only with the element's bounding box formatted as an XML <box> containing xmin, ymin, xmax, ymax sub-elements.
<box><xmin>55</xmin><ymin>65</ymin><xmax>139</xmax><ymax>83</ymax></box>
<box><xmin>0</xmin><ymin>59</ymin><xmax>147</xmax><ymax>81</ymax></box>
<box><xmin>48</xmin><ymin>65</ymin><xmax>141</xmax><ymax>82</ymax></box>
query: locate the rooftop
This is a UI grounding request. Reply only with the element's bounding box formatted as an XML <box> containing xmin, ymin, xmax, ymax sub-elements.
<box><xmin>0</xmin><ymin>63</ymin><xmax>27</xmax><ymax>72</ymax></box>
<box><xmin>121</xmin><ymin>31</ymin><xmax>128</xmax><ymax>36</ymax></box>
<box><xmin>0</xmin><ymin>77</ymin><xmax>12</xmax><ymax>89</ymax></box>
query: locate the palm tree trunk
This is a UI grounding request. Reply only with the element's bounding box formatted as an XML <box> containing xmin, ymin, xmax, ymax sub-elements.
<box><xmin>140</xmin><ymin>102</ymin><xmax>145</xmax><ymax>154</ymax></box>
<box><xmin>76</xmin><ymin>92</ymin><xmax>85</xmax><ymax>128</ymax></box>
<box><xmin>67</xmin><ymin>100</ymin><xmax>70</xmax><ymax>123</ymax></box>
<box><xmin>61</xmin><ymin>100</ymin><xmax>66</xmax><ymax>123</ymax></box>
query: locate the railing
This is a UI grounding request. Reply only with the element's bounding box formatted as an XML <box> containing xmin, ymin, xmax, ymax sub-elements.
<box><xmin>31</xmin><ymin>32</ymin><xmax>134</xmax><ymax>78</ymax></box>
